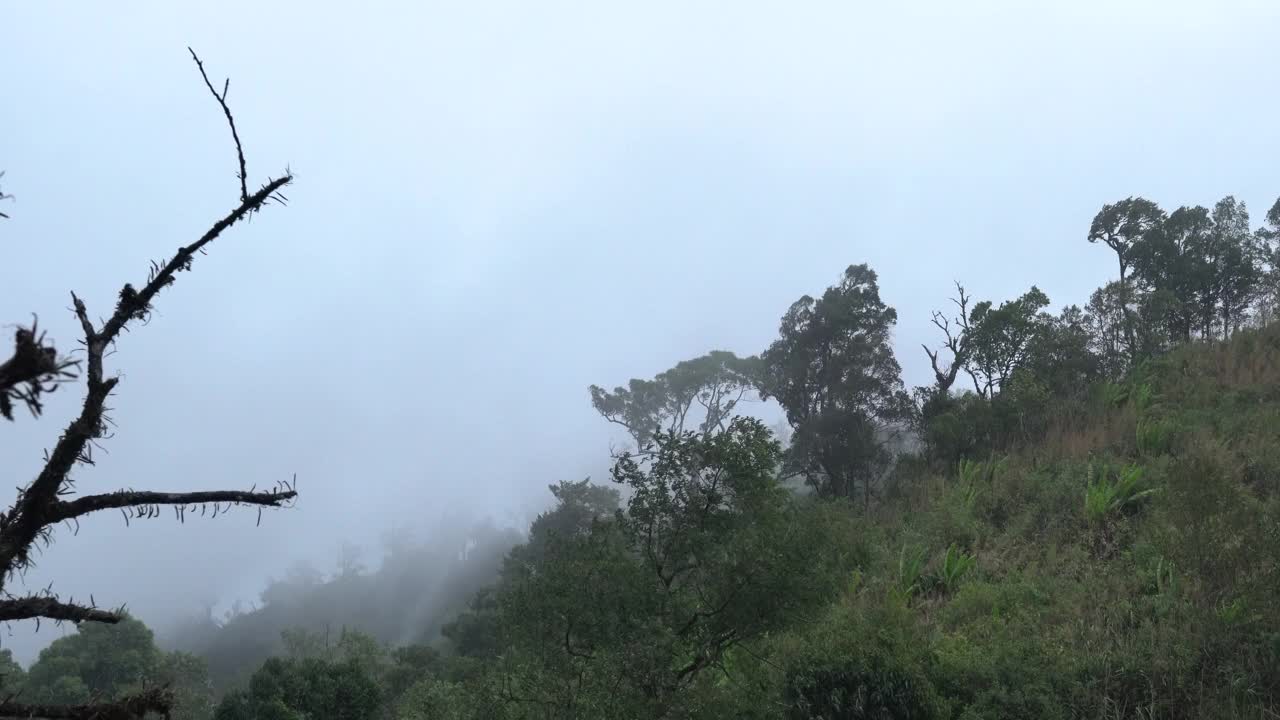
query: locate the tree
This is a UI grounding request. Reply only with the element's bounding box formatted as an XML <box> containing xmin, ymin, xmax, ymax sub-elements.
<box><xmin>1208</xmin><ymin>196</ymin><xmax>1262</xmax><ymax>337</ymax></box>
<box><xmin>1084</xmin><ymin>281</ymin><xmax>1131</xmax><ymax>379</ymax></box>
<box><xmin>589</xmin><ymin>351</ymin><xmax>759</xmax><ymax>452</ymax></box>
<box><xmin>494</xmin><ymin>418</ymin><xmax>851</xmax><ymax>718</ymax></box>
<box><xmin>213</xmin><ymin>655</ymin><xmax>382</xmax><ymax>720</ymax></box>
<box><xmin>1129</xmin><ymin>204</ymin><xmax>1214</xmax><ymax>344</ymax></box>
<box><xmin>0</xmin><ymin>649</ymin><xmax>25</xmax><ymax>699</ymax></box>
<box><xmin>758</xmin><ymin>264</ymin><xmax>910</xmax><ymax>506</ymax></box>
<box><xmin>1255</xmin><ymin>197</ymin><xmax>1280</xmax><ymax>322</ymax></box>
<box><xmin>506</xmin><ymin>479</ymin><xmax>620</xmax><ymax>573</ymax></box>
<box><xmin>1021</xmin><ymin>304</ymin><xmax>1099</xmax><ymax>401</ymax></box>
<box><xmin>21</xmin><ymin>616</ymin><xmax>215</xmax><ymax>720</ymax></box>
<box><xmin>921</xmin><ymin>283</ymin><xmax>975</xmax><ymax>395</ymax></box>
<box><xmin>962</xmin><ymin>286</ymin><xmax>1051</xmax><ymax>398</ymax></box>
<box><xmin>0</xmin><ymin>49</ymin><xmax>297</xmax><ymax>719</ymax></box>
<box><xmin>441</xmin><ymin>480</ymin><xmax>619</xmax><ymax>661</ymax></box>
<box><xmin>1088</xmin><ymin>197</ymin><xmax>1165</xmax><ymax>357</ymax></box>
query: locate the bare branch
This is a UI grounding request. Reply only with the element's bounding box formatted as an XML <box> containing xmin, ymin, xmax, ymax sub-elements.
<box><xmin>0</xmin><ymin>46</ymin><xmax>297</xmax><ymax>720</ymax></box>
<box><xmin>0</xmin><ymin>50</ymin><xmax>295</xmax><ymax>587</ymax></box>
<box><xmin>0</xmin><ymin>595</ymin><xmax>121</xmax><ymax>624</ymax></box>
<box><xmin>922</xmin><ymin>283</ymin><xmax>973</xmax><ymax>393</ymax></box>
<box><xmin>48</xmin><ymin>485</ymin><xmax>297</xmax><ymax>525</ymax></box>
<box><xmin>99</xmin><ymin>175</ymin><xmax>291</xmax><ymax>347</ymax></box>
<box><xmin>188</xmin><ymin>47</ymin><xmax>249</xmax><ymax>202</ymax></box>
<box><xmin>0</xmin><ymin>177</ymin><xmax>292</xmax><ymax>580</ymax></box>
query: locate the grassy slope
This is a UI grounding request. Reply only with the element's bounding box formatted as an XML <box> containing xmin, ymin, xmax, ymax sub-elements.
<box><xmin>752</xmin><ymin>326</ymin><xmax>1280</xmax><ymax>720</ymax></box>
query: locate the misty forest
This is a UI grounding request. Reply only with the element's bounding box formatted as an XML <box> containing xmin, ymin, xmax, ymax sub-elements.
<box><xmin>5</xmin><ymin>5</ymin><xmax>1280</xmax><ymax>720</ymax></box>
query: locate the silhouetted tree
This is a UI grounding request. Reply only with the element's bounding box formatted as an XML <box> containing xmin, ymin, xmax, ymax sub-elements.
<box><xmin>0</xmin><ymin>49</ymin><xmax>297</xmax><ymax>719</ymax></box>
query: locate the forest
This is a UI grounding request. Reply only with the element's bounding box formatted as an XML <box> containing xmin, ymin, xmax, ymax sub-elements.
<box><xmin>5</xmin><ymin>148</ymin><xmax>1280</xmax><ymax>717</ymax></box>
<box><xmin>4</xmin><ymin>13</ymin><xmax>1280</xmax><ymax>720</ymax></box>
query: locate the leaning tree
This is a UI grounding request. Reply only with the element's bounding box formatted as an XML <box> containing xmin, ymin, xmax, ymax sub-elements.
<box><xmin>0</xmin><ymin>49</ymin><xmax>298</xmax><ymax>719</ymax></box>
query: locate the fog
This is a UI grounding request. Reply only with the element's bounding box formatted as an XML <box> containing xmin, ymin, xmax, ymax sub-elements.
<box><xmin>2</xmin><ymin>0</ymin><xmax>1278</xmax><ymax>664</ymax></box>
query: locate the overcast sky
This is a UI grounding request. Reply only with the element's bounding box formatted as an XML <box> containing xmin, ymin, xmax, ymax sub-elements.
<box><xmin>2</xmin><ymin>0</ymin><xmax>1278</xmax><ymax>663</ymax></box>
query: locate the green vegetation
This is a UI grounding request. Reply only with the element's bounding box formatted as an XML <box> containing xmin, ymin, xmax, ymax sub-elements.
<box><xmin>10</xmin><ymin>168</ymin><xmax>1280</xmax><ymax>720</ymax></box>
<box><xmin>189</xmin><ymin>189</ymin><xmax>1269</xmax><ymax>718</ymax></box>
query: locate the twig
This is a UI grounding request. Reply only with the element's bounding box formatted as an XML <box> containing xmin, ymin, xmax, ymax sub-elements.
<box><xmin>189</xmin><ymin>47</ymin><xmax>249</xmax><ymax>202</ymax></box>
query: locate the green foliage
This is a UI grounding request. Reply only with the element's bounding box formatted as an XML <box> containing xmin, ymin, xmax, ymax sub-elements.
<box><xmin>214</xmin><ymin>654</ymin><xmax>381</xmax><ymax>720</ymax></box>
<box><xmin>896</xmin><ymin>544</ymin><xmax>928</xmax><ymax>599</ymax></box>
<box><xmin>780</xmin><ymin>597</ymin><xmax>949</xmax><ymax>720</ymax></box>
<box><xmin>957</xmin><ymin>455</ymin><xmax>1006</xmax><ymax>508</ymax></box>
<box><xmin>1083</xmin><ymin>462</ymin><xmax>1157</xmax><ymax>525</ymax></box>
<box><xmin>486</xmin><ymin>418</ymin><xmax>857</xmax><ymax>717</ymax></box>
<box><xmin>394</xmin><ymin>677</ymin><xmax>470</xmax><ymax>720</ymax></box>
<box><xmin>935</xmin><ymin>543</ymin><xmax>977</xmax><ymax>595</ymax></box>
<box><xmin>24</xmin><ymin>617</ymin><xmax>160</xmax><ymax>705</ymax></box>
<box><xmin>589</xmin><ymin>350</ymin><xmax>760</xmax><ymax>449</ymax></box>
<box><xmin>0</xmin><ymin>648</ymin><xmax>25</xmax><ymax>699</ymax></box>
<box><xmin>174</xmin><ymin>226</ymin><xmax>1280</xmax><ymax>719</ymax></box>
<box><xmin>918</xmin><ymin>391</ymin><xmax>993</xmax><ymax>464</ymax></box>
<box><xmin>963</xmin><ymin>286</ymin><xmax>1052</xmax><ymax>398</ymax></box>
<box><xmin>20</xmin><ymin>616</ymin><xmax>214</xmax><ymax>719</ymax></box>
<box><xmin>759</xmin><ymin>263</ymin><xmax>911</xmax><ymax>504</ymax></box>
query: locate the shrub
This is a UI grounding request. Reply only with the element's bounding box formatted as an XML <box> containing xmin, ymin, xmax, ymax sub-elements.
<box><xmin>1084</xmin><ymin>463</ymin><xmax>1157</xmax><ymax>525</ymax></box>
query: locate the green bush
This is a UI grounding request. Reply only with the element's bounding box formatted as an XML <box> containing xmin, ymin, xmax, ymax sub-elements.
<box><xmin>780</xmin><ymin>600</ymin><xmax>949</xmax><ymax>720</ymax></box>
<box><xmin>1084</xmin><ymin>462</ymin><xmax>1157</xmax><ymax>525</ymax></box>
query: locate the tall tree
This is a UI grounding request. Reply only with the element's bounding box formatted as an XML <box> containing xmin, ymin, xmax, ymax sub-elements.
<box><xmin>1088</xmin><ymin>197</ymin><xmax>1165</xmax><ymax>357</ymax></box>
<box><xmin>1130</xmin><ymin>205</ymin><xmax>1214</xmax><ymax>343</ymax></box>
<box><xmin>589</xmin><ymin>351</ymin><xmax>759</xmax><ymax>452</ymax></box>
<box><xmin>758</xmin><ymin>264</ymin><xmax>910</xmax><ymax>506</ymax></box>
<box><xmin>0</xmin><ymin>49</ymin><xmax>297</xmax><ymax>719</ymax></box>
<box><xmin>1209</xmin><ymin>196</ymin><xmax>1261</xmax><ymax>337</ymax></box>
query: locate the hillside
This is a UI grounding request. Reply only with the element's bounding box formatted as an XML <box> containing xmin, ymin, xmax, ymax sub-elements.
<box><xmin>188</xmin><ymin>324</ymin><xmax>1280</xmax><ymax>718</ymax></box>
<box><xmin>798</xmin><ymin>324</ymin><xmax>1280</xmax><ymax>718</ymax></box>
<box><xmin>9</xmin><ymin>192</ymin><xmax>1280</xmax><ymax>719</ymax></box>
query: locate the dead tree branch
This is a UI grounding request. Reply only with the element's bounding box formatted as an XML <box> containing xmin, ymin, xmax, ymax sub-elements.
<box><xmin>0</xmin><ymin>143</ymin><xmax>292</xmax><ymax>582</ymax></box>
<box><xmin>48</xmin><ymin>484</ymin><xmax>297</xmax><ymax>525</ymax></box>
<box><xmin>0</xmin><ymin>687</ymin><xmax>173</xmax><ymax>720</ymax></box>
<box><xmin>0</xmin><ymin>48</ymin><xmax>297</xmax><ymax>720</ymax></box>
<box><xmin>0</xmin><ymin>595</ymin><xmax>121</xmax><ymax>625</ymax></box>
<box><xmin>921</xmin><ymin>281</ymin><xmax>973</xmax><ymax>394</ymax></box>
